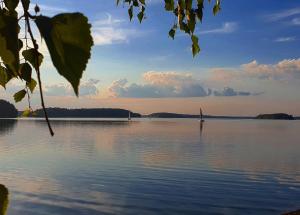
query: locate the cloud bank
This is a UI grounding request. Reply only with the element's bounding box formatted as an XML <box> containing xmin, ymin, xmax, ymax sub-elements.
<box><xmin>213</xmin><ymin>87</ymin><xmax>257</xmax><ymax>97</ymax></box>
<box><xmin>45</xmin><ymin>79</ymin><xmax>100</xmax><ymax>97</ymax></box>
<box><xmin>210</xmin><ymin>59</ymin><xmax>300</xmax><ymax>82</ymax></box>
<box><xmin>107</xmin><ymin>71</ymin><xmax>258</xmax><ymax>98</ymax></box>
<box><xmin>108</xmin><ymin>72</ymin><xmax>211</xmax><ymax>98</ymax></box>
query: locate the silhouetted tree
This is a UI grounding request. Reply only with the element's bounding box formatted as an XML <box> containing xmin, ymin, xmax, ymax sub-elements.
<box><xmin>0</xmin><ymin>100</ymin><xmax>18</xmax><ymax>118</ymax></box>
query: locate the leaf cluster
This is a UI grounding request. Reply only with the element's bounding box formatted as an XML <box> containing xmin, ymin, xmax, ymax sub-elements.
<box><xmin>118</xmin><ymin>0</ymin><xmax>221</xmax><ymax>56</ymax></box>
<box><xmin>0</xmin><ymin>0</ymin><xmax>93</xmax><ymax>126</ymax></box>
<box><xmin>117</xmin><ymin>0</ymin><xmax>146</xmax><ymax>23</ymax></box>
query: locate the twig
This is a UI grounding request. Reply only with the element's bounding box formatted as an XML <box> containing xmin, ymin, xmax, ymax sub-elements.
<box><xmin>21</xmin><ymin>0</ymin><xmax>54</xmax><ymax>136</ymax></box>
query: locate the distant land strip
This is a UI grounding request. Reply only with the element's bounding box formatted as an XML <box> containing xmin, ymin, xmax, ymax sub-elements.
<box><xmin>14</xmin><ymin>107</ymin><xmax>299</xmax><ymax>120</ymax></box>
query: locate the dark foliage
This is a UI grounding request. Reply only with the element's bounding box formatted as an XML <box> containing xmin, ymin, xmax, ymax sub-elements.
<box><xmin>256</xmin><ymin>113</ymin><xmax>294</xmax><ymax>120</ymax></box>
<box><xmin>32</xmin><ymin>108</ymin><xmax>141</xmax><ymax>118</ymax></box>
<box><xmin>0</xmin><ymin>100</ymin><xmax>18</xmax><ymax>118</ymax></box>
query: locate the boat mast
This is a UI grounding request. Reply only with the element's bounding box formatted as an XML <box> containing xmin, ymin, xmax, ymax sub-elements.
<box><xmin>200</xmin><ymin>108</ymin><xmax>203</xmax><ymax>120</ymax></box>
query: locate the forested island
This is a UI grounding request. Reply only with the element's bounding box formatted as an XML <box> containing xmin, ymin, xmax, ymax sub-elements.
<box><xmin>255</xmin><ymin>113</ymin><xmax>295</xmax><ymax>120</ymax></box>
<box><xmin>0</xmin><ymin>100</ymin><xmax>18</xmax><ymax>118</ymax></box>
<box><xmin>29</xmin><ymin>108</ymin><xmax>141</xmax><ymax>118</ymax></box>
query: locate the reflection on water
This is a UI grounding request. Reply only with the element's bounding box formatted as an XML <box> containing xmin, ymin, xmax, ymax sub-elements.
<box><xmin>200</xmin><ymin>120</ymin><xmax>204</xmax><ymax>137</ymax></box>
<box><xmin>0</xmin><ymin>120</ymin><xmax>17</xmax><ymax>136</ymax></box>
<box><xmin>0</xmin><ymin>119</ymin><xmax>299</xmax><ymax>214</ymax></box>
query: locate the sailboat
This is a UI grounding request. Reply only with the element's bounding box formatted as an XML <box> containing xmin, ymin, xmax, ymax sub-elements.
<box><xmin>200</xmin><ymin>108</ymin><xmax>205</xmax><ymax>122</ymax></box>
<box><xmin>128</xmin><ymin>111</ymin><xmax>131</xmax><ymax>121</ymax></box>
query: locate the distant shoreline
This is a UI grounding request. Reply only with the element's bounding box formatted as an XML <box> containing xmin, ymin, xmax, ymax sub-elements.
<box><xmin>13</xmin><ymin>108</ymin><xmax>299</xmax><ymax>120</ymax></box>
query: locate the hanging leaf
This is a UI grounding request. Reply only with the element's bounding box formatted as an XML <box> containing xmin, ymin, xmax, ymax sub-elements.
<box><xmin>19</xmin><ymin>63</ymin><xmax>32</xmax><ymax>82</ymax></box>
<box><xmin>26</xmin><ymin>78</ymin><xmax>37</xmax><ymax>93</ymax></box>
<box><xmin>137</xmin><ymin>6</ymin><xmax>145</xmax><ymax>23</ymax></box>
<box><xmin>34</xmin><ymin>4</ymin><xmax>40</xmax><ymax>14</ymax></box>
<box><xmin>0</xmin><ymin>9</ymin><xmax>20</xmax><ymax>75</ymax></box>
<box><xmin>0</xmin><ymin>66</ymin><xmax>8</xmax><ymax>88</ymax></box>
<box><xmin>213</xmin><ymin>0</ymin><xmax>221</xmax><ymax>15</ymax></box>
<box><xmin>128</xmin><ymin>6</ymin><xmax>133</xmax><ymax>21</ymax></box>
<box><xmin>191</xmin><ymin>35</ymin><xmax>200</xmax><ymax>57</ymax></box>
<box><xmin>35</xmin><ymin>13</ymin><xmax>93</xmax><ymax>96</ymax></box>
<box><xmin>164</xmin><ymin>0</ymin><xmax>174</xmax><ymax>11</ymax></box>
<box><xmin>21</xmin><ymin>108</ymin><xmax>31</xmax><ymax>117</ymax></box>
<box><xmin>22</xmin><ymin>49</ymin><xmax>43</xmax><ymax>70</ymax></box>
<box><xmin>13</xmin><ymin>89</ymin><xmax>26</xmax><ymax>103</ymax></box>
<box><xmin>4</xmin><ymin>0</ymin><xmax>19</xmax><ymax>11</ymax></box>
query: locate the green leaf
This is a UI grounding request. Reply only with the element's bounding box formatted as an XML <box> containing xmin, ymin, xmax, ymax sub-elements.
<box><xmin>0</xmin><ymin>9</ymin><xmax>20</xmax><ymax>75</ymax></box>
<box><xmin>19</xmin><ymin>63</ymin><xmax>32</xmax><ymax>82</ymax></box>
<box><xmin>18</xmin><ymin>39</ymin><xmax>23</xmax><ymax>51</ymax></box>
<box><xmin>14</xmin><ymin>89</ymin><xmax>26</xmax><ymax>103</ymax></box>
<box><xmin>133</xmin><ymin>0</ymin><xmax>139</xmax><ymax>7</ymax></box>
<box><xmin>187</xmin><ymin>12</ymin><xmax>196</xmax><ymax>33</ymax></box>
<box><xmin>137</xmin><ymin>11</ymin><xmax>144</xmax><ymax>23</ymax></box>
<box><xmin>34</xmin><ymin>4</ymin><xmax>40</xmax><ymax>14</ymax></box>
<box><xmin>128</xmin><ymin>5</ymin><xmax>133</xmax><ymax>21</ymax></box>
<box><xmin>22</xmin><ymin>108</ymin><xmax>31</xmax><ymax>117</ymax></box>
<box><xmin>191</xmin><ymin>35</ymin><xmax>200</xmax><ymax>57</ymax></box>
<box><xmin>169</xmin><ymin>28</ymin><xmax>176</xmax><ymax>39</ymax></box>
<box><xmin>35</xmin><ymin>13</ymin><xmax>93</xmax><ymax>96</ymax></box>
<box><xmin>196</xmin><ymin>2</ymin><xmax>204</xmax><ymax>22</ymax></box>
<box><xmin>213</xmin><ymin>0</ymin><xmax>221</xmax><ymax>15</ymax></box>
<box><xmin>26</xmin><ymin>78</ymin><xmax>37</xmax><ymax>93</ymax></box>
<box><xmin>22</xmin><ymin>48</ymin><xmax>43</xmax><ymax>70</ymax></box>
<box><xmin>0</xmin><ymin>66</ymin><xmax>8</xmax><ymax>88</ymax></box>
<box><xmin>4</xmin><ymin>0</ymin><xmax>19</xmax><ymax>11</ymax></box>
<box><xmin>164</xmin><ymin>0</ymin><xmax>174</xmax><ymax>11</ymax></box>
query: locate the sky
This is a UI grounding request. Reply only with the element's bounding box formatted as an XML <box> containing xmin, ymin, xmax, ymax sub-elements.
<box><xmin>2</xmin><ymin>0</ymin><xmax>300</xmax><ymax>116</ymax></box>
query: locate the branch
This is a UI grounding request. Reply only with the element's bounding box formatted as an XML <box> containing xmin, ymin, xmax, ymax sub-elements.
<box><xmin>21</xmin><ymin>0</ymin><xmax>54</xmax><ymax>136</ymax></box>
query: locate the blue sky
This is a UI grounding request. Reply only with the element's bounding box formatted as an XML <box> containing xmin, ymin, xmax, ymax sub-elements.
<box><xmin>2</xmin><ymin>0</ymin><xmax>300</xmax><ymax>115</ymax></box>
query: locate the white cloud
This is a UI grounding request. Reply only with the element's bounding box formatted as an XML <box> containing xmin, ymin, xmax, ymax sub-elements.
<box><xmin>292</xmin><ymin>17</ymin><xmax>300</xmax><ymax>25</ymax></box>
<box><xmin>107</xmin><ymin>71</ymin><xmax>257</xmax><ymax>98</ymax></box>
<box><xmin>274</xmin><ymin>37</ymin><xmax>296</xmax><ymax>42</ymax></box>
<box><xmin>210</xmin><ymin>59</ymin><xmax>300</xmax><ymax>82</ymax></box>
<box><xmin>265</xmin><ymin>7</ymin><xmax>300</xmax><ymax>22</ymax></box>
<box><xmin>92</xmin><ymin>13</ymin><xmax>143</xmax><ymax>45</ymax></box>
<box><xmin>45</xmin><ymin>79</ymin><xmax>100</xmax><ymax>97</ymax></box>
<box><xmin>199</xmin><ymin>22</ymin><xmax>238</xmax><ymax>35</ymax></box>
<box><xmin>108</xmin><ymin>71</ymin><xmax>211</xmax><ymax>98</ymax></box>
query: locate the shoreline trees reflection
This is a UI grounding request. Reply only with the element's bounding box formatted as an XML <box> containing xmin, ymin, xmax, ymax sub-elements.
<box><xmin>0</xmin><ymin>120</ymin><xmax>17</xmax><ymax>136</ymax></box>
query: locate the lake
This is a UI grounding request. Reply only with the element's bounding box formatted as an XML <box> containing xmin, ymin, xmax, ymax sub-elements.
<box><xmin>0</xmin><ymin>119</ymin><xmax>299</xmax><ymax>214</ymax></box>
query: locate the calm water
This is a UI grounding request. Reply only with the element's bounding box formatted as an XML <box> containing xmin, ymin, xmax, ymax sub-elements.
<box><xmin>0</xmin><ymin>119</ymin><xmax>299</xmax><ymax>214</ymax></box>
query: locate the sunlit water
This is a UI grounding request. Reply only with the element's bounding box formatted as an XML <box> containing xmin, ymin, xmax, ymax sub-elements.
<box><xmin>0</xmin><ymin>119</ymin><xmax>299</xmax><ymax>214</ymax></box>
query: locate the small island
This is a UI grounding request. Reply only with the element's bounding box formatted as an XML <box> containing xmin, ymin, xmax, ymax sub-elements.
<box><xmin>0</xmin><ymin>100</ymin><xmax>18</xmax><ymax>118</ymax></box>
<box><xmin>256</xmin><ymin>113</ymin><xmax>294</xmax><ymax>120</ymax></box>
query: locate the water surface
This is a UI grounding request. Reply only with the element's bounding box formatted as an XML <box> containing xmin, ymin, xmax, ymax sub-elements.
<box><xmin>0</xmin><ymin>119</ymin><xmax>299</xmax><ymax>214</ymax></box>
